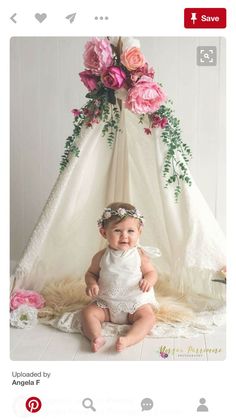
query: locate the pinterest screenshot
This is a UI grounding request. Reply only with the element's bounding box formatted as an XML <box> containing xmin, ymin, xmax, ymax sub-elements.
<box><xmin>1</xmin><ymin>0</ymin><xmax>235</xmax><ymax>417</ymax></box>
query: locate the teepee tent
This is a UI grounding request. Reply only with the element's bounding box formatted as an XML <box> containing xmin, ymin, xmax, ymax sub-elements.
<box><xmin>11</xmin><ymin>37</ymin><xmax>226</xmax><ymax>309</ymax></box>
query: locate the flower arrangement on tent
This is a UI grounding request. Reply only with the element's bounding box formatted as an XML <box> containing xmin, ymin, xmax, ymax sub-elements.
<box><xmin>60</xmin><ymin>37</ymin><xmax>192</xmax><ymax>200</ymax></box>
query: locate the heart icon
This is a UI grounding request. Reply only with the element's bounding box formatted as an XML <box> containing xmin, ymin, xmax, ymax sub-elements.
<box><xmin>35</xmin><ymin>13</ymin><xmax>47</xmax><ymax>23</ymax></box>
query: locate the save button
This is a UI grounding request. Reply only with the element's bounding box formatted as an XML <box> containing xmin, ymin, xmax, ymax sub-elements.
<box><xmin>184</xmin><ymin>8</ymin><xmax>226</xmax><ymax>28</ymax></box>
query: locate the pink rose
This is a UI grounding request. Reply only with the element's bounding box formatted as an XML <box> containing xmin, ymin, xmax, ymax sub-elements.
<box><xmin>160</xmin><ymin>117</ymin><xmax>168</xmax><ymax>128</ymax></box>
<box><xmin>130</xmin><ymin>63</ymin><xmax>155</xmax><ymax>83</ymax></box>
<box><xmin>101</xmin><ymin>66</ymin><xmax>126</xmax><ymax>90</ymax></box>
<box><xmin>151</xmin><ymin>115</ymin><xmax>168</xmax><ymax>128</ymax></box>
<box><xmin>82</xmin><ymin>107</ymin><xmax>90</xmax><ymax>117</ymax></box>
<box><xmin>121</xmin><ymin>47</ymin><xmax>145</xmax><ymax>71</ymax></box>
<box><xmin>126</xmin><ymin>76</ymin><xmax>166</xmax><ymax>114</ymax></box>
<box><xmin>79</xmin><ymin>70</ymin><xmax>99</xmax><ymax>91</ymax></box>
<box><xmin>71</xmin><ymin>109</ymin><xmax>82</xmax><ymax>117</ymax></box>
<box><xmin>83</xmin><ymin>38</ymin><xmax>113</xmax><ymax>75</ymax></box>
<box><xmin>151</xmin><ymin>115</ymin><xmax>161</xmax><ymax>128</ymax></box>
<box><xmin>10</xmin><ymin>290</ymin><xmax>45</xmax><ymax>310</ymax></box>
<box><xmin>85</xmin><ymin>118</ymin><xmax>100</xmax><ymax>127</ymax></box>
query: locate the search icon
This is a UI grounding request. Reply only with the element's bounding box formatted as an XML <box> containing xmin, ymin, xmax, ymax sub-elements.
<box><xmin>82</xmin><ymin>398</ymin><xmax>96</xmax><ymax>412</ymax></box>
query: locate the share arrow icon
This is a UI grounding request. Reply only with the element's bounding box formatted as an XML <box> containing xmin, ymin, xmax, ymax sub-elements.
<box><xmin>65</xmin><ymin>13</ymin><xmax>77</xmax><ymax>23</ymax></box>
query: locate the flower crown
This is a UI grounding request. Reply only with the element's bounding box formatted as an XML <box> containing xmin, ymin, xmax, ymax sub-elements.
<box><xmin>97</xmin><ymin>207</ymin><xmax>144</xmax><ymax>227</ymax></box>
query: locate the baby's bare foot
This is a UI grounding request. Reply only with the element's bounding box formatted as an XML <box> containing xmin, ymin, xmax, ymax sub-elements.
<box><xmin>116</xmin><ymin>336</ymin><xmax>130</xmax><ymax>352</ymax></box>
<box><xmin>91</xmin><ymin>337</ymin><xmax>106</xmax><ymax>352</ymax></box>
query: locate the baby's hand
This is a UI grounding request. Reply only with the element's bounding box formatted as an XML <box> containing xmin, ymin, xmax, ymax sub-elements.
<box><xmin>86</xmin><ymin>283</ymin><xmax>99</xmax><ymax>297</ymax></box>
<box><xmin>139</xmin><ymin>279</ymin><xmax>152</xmax><ymax>292</ymax></box>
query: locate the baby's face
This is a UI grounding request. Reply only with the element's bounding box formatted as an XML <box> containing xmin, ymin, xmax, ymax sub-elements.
<box><xmin>100</xmin><ymin>217</ymin><xmax>141</xmax><ymax>251</ymax></box>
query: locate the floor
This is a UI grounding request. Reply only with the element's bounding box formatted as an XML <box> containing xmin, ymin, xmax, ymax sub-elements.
<box><xmin>10</xmin><ymin>323</ymin><xmax>226</xmax><ymax>361</ymax></box>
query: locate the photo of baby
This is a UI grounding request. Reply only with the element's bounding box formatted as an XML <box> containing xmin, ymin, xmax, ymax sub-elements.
<box><xmin>10</xmin><ymin>37</ymin><xmax>226</xmax><ymax>361</ymax></box>
<box><xmin>82</xmin><ymin>202</ymin><xmax>158</xmax><ymax>352</ymax></box>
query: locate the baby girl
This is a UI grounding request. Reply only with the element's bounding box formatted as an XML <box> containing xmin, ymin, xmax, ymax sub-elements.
<box><xmin>81</xmin><ymin>202</ymin><xmax>158</xmax><ymax>352</ymax></box>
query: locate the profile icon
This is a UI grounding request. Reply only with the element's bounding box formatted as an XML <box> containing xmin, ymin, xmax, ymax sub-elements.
<box><xmin>197</xmin><ymin>398</ymin><xmax>208</xmax><ymax>412</ymax></box>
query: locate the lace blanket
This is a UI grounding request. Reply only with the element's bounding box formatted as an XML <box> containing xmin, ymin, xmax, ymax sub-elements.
<box><xmin>42</xmin><ymin>306</ymin><xmax>225</xmax><ymax>339</ymax></box>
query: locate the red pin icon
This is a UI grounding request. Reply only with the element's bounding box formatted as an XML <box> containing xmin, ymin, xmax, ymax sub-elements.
<box><xmin>25</xmin><ymin>397</ymin><xmax>42</xmax><ymax>413</ymax></box>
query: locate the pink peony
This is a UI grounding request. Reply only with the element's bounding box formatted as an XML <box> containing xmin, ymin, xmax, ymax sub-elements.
<box><xmin>79</xmin><ymin>70</ymin><xmax>99</xmax><ymax>91</ymax></box>
<box><xmin>125</xmin><ymin>76</ymin><xmax>166</xmax><ymax>114</ymax></box>
<box><xmin>101</xmin><ymin>66</ymin><xmax>126</xmax><ymax>90</ymax></box>
<box><xmin>121</xmin><ymin>47</ymin><xmax>145</xmax><ymax>71</ymax></box>
<box><xmin>83</xmin><ymin>38</ymin><xmax>113</xmax><ymax>75</ymax></box>
<box><xmin>10</xmin><ymin>290</ymin><xmax>45</xmax><ymax>310</ymax></box>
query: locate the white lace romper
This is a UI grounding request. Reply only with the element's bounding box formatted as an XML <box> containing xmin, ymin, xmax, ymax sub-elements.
<box><xmin>94</xmin><ymin>246</ymin><xmax>159</xmax><ymax>324</ymax></box>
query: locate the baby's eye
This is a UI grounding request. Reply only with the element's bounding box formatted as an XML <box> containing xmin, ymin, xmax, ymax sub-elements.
<box><xmin>128</xmin><ymin>229</ymin><xmax>135</xmax><ymax>233</ymax></box>
<box><xmin>114</xmin><ymin>229</ymin><xmax>121</xmax><ymax>232</ymax></box>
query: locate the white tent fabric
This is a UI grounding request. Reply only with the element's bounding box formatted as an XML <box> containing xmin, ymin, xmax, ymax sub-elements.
<box><xmin>12</xmin><ymin>109</ymin><xmax>226</xmax><ymax>308</ymax></box>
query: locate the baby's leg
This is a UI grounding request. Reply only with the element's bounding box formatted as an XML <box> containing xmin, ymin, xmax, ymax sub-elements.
<box><xmin>116</xmin><ymin>305</ymin><xmax>156</xmax><ymax>352</ymax></box>
<box><xmin>81</xmin><ymin>303</ymin><xmax>110</xmax><ymax>352</ymax></box>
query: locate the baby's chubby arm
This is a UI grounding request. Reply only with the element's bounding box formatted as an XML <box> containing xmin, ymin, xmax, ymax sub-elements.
<box><xmin>85</xmin><ymin>249</ymin><xmax>105</xmax><ymax>297</ymax></box>
<box><xmin>139</xmin><ymin>250</ymin><xmax>158</xmax><ymax>292</ymax></box>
